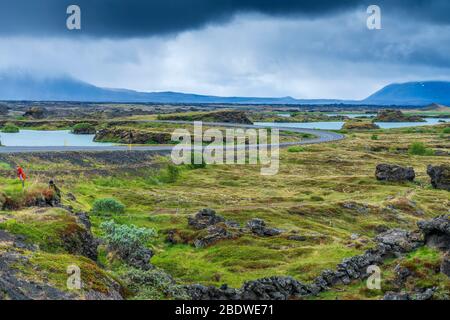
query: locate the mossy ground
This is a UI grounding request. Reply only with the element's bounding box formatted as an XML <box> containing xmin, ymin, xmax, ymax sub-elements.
<box><xmin>10</xmin><ymin>249</ymin><xmax>119</xmax><ymax>295</ymax></box>
<box><xmin>0</xmin><ymin>207</ymin><xmax>82</xmax><ymax>252</ymax></box>
<box><xmin>0</xmin><ymin>122</ymin><xmax>449</xmax><ymax>298</ymax></box>
<box><xmin>313</xmin><ymin>246</ymin><xmax>449</xmax><ymax>300</ymax></box>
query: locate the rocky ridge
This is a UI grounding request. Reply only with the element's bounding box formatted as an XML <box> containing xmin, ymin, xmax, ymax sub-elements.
<box><xmin>187</xmin><ymin>215</ymin><xmax>449</xmax><ymax>300</ymax></box>
<box><xmin>374</xmin><ymin>109</ymin><xmax>425</xmax><ymax>122</ymax></box>
<box><xmin>176</xmin><ymin>209</ymin><xmax>285</xmax><ymax>249</ymax></box>
<box><xmin>94</xmin><ymin>128</ymin><xmax>173</xmax><ymax>144</ymax></box>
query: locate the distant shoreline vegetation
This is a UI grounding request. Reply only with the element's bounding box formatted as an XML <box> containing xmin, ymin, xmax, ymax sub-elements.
<box><xmin>1</xmin><ymin>123</ymin><xmax>20</xmax><ymax>133</ymax></box>
<box><xmin>71</xmin><ymin>123</ymin><xmax>96</xmax><ymax>134</ymax></box>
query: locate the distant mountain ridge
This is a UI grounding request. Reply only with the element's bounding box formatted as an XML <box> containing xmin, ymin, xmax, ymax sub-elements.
<box><xmin>0</xmin><ymin>74</ymin><xmax>339</xmax><ymax>104</ymax></box>
<box><xmin>0</xmin><ymin>73</ymin><xmax>450</xmax><ymax>106</ymax></box>
<box><xmin>363</xmin><ymin>81</ymin><xmax>450</xmax><ymax>106</ymax></box>
<box><xmin>422</xmin><ymin>103</ymin><xmax>450</xmax><ymax>111</ymax></box>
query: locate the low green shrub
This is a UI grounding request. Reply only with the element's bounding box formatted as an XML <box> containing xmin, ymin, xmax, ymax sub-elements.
<box><xmin>188</xmin><ymin>152</ymin><xmax>207</xmax><ymax>169</ymax></box>
<box><xmin>288</xmin><ymin>146</ymin><xmax>306</xmax><ymax>153</ymax></box>
<box><xmin>0</xmin><ymin>162</ymin><xmax>11</xmax><ymax>170</ymax></box>
<box><xmin>371</xmin><ymin>134</ymin><xmax>379</xmax><ymax>140</ymax></box>
<box><xmin>119</xmin><ymin>267</ymin><xmax>189</xmax><ymax>300</ymax></box>
<box><xmin>1</xmin><ymin>123</ymin><xmax>20</xmax><ymax>133</ymax></box>
<box><xmin>408</xmin><ymin>142</ymin><xmax>434</xmax><ymax>156</ymax></box>
<box><xmin>159</xmin><ymin>163</ymin><xmax>181</xmax><ymax>183</ymax></box>
<box><xmin>101</xmin><ymin>220</ymin><xmax>156</xmax><ymax>265</ymax></box>
<box><xmin>388</xmin><ymin>146</ymin><xmax>398</xmax><ymax>153</ymax></box>
<box><xmin>140</xmin><ymin>163</ymin><xmax>181</xmax><ymax>185</ymax></box>
<box><xmin>71</xmin><ymin>123</ymin><xmax>96</xmax><ymax>134</ymax></box>
<box><xmin>92</xmin><ymin>198</ymin><xmax>125</xmax><ymax>215</ymax></box>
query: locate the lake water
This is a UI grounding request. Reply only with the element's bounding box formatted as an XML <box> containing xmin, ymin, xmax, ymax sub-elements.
<box><xmin>256</xmin><ymin>118</ymin><xmax>448</xmax><ymax>130</ymax></box>
<box><xmin>325</xmin><ymin>113</ymin><xmax>377</xmax><ymax>118</ymax></box>
<box><xmin>278</xmin><ymin>113</ymin><xmax>377</xmax><ymax>118</ymax></box>
<box><xmin>0</xmin><ymin>130</ymin><xmax>114</xmax><ymax>147</ymax></box>
<box><xmin>0</xmin><ymin>119</ymin><xmax>448</xmax><ymax>147</ymax></box>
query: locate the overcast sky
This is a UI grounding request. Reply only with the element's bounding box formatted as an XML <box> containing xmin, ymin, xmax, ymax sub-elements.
<box><xmin>0</xmin><ymin>0</ymin><xmax>449</xmax><ymax>99</ymax></box>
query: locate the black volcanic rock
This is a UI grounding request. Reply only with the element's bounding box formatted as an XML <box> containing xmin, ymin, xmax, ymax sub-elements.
<box><xmin>193</xmin><ymin>224</ymin><xmax>236</xmax><ymax>248</ymax></box>
<box><xmin>187</xmin><ymin>276</ymin><xmax>314</xmax><ymax>300</ymax></box>
<box><xmin>375</xmin><ymin>164</ymin><xmax>415</xmax><ymax>182</ymax></box>
<box><xmin>383</xmin><ymin>288</ymin><xmax>435</xmax><ymax>301</ymax></box>
<box><xmin>417</xmin><ymin>215</ymin><xmax>450</xmax><ymax>251</ymax></box>
<box><xmin>0</xmin><ymin>104</ymin><xmax>9</xmax><ymax>115</ymax></box>
<box><xmin>188</xmin><ymin>208</ymin><xmax>225</xmax><ymax>230</ymax></box>
<box><xmin>23</xmin><ymin>107</ymin><xmax>48</xmax><ymax>119</ymax></box>
<box><xmin>246</xmin><ymin>218</ymin><xmax>282</xmax><ymax>237</ymax></box>
<box><xmin>375</xmin><ymin>229</ymin><xmax>423</xmax><ymax>253</ymax></box>
<box><xmin>427</xmin><ymin>164</ymin><xmax>450</xmax><ymax>191</ymax></box>
<box><xmin>442</xmin><ymin>253</ymin><xmax>450</xmax><ymax>278</ymax></box>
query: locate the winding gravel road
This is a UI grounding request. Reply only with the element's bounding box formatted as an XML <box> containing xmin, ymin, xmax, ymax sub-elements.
<box><xmin>0</xmin><ymin>121</ymin><xmax>344</xmax><ymax>154</ymax></box>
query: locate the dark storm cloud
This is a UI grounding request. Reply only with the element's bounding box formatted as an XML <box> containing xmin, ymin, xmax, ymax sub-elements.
<box><xmin>0</xmin><ymin>0</ymin><xmax>355</xmax><ymax>37</ymax></box>
<box><xmin>1</xmin><ymin>0</ymin><xmax>450</xmax><ymax>99</ymax></box>
<box><xmin>0</xmin><ymin>0</ymin><xmax>448</xmax><ymax>38</ymax></box>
